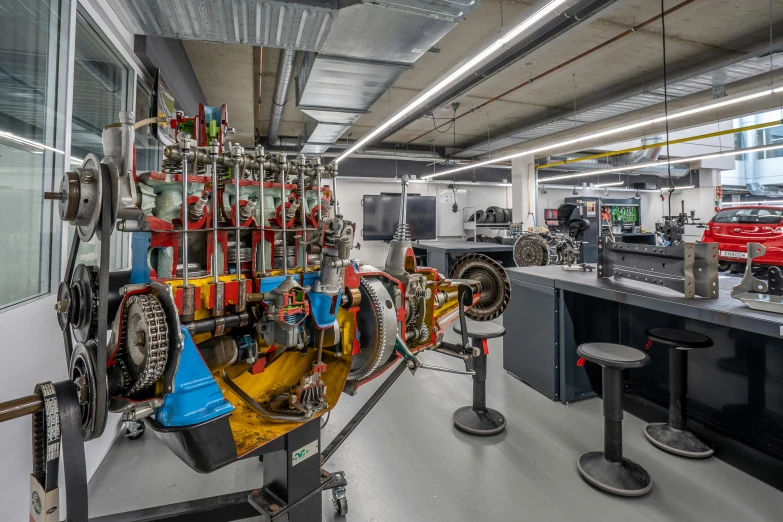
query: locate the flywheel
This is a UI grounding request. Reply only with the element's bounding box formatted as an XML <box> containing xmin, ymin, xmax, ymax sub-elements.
<box><xmin>348</xmin><ymin>277</ymin><xmax>397</xmax><ymax>382</ymax></box>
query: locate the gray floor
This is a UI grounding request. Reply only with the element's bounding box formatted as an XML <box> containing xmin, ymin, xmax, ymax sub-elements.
<box><xmin>89</xmin><ymin>319</ymin><xmax>782</xmax><ymax>521</ymax></box>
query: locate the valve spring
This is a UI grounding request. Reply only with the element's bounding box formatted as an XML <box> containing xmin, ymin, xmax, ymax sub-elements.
<box><xmin>393</xmin><ymin>223</ymin><xmax>411</xmax><ymax>242</ymax></box>
<box><xmin>162</xmin><ymin>157</ymin><xmax>206</xmax><ymax>175</ymax></box>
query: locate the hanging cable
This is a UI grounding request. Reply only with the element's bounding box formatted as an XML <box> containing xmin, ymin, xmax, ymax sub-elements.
<box><xmin>660</xmin><ymin>0</ymin><xmax>674</xmax><ymax>218</ymax></box>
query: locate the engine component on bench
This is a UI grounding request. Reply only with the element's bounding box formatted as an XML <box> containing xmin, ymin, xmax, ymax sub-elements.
<box><xmin>597</xmin><ymin>237</ymin><xmax>719</xmax><ymax>298</ymax></box>
<box><xmin>731</xmin><ymin>242</ymin><xmax>783</xmax><ymax>313</ymax></box>
<box><xmin>513</xmin><ymin>231</ymin><xmax>580</xmax><ymax>267</ymax></box>
<box><xmin>42</xmin><ymin>105</ymin><xmax>513</xmax><ymax>473</ymax></box>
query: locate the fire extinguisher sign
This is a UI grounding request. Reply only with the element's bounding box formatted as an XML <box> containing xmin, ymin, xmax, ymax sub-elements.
<box><xmin>715</xmin><ymin>186</ymin><xmax>723</xmax><ymax>200</ymax></box>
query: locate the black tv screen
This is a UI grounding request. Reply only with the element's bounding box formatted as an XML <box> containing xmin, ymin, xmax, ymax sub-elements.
<box><xmin>362</xmin><ymin>194</ymin><xmax>436</xmax><ymax>241</ymax></box>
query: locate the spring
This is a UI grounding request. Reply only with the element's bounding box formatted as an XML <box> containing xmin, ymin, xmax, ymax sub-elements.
<box><xmin>393</xmin><ymin>223</ymin><xmax>411</xmax><ymax>242</ymax></box>
<box><xmin>161</xmin><ymin>157</ymin><xmax>207</xmax><ymax>175</ymax></box>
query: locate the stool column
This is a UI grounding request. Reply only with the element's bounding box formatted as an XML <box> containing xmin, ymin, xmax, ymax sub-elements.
<box><xmin>602</xmin><ymin>366</ymin><xmax>623</xmax><ymax>463</ymax></box>
<box><xmin>471</xmin><ymin>338</ymin><xmax>487</xmax><ymax>412</ymax></box>
<box><xmin>669</xmin><ymin>348</ymin><xmax>687</xmax><ymax>431</ymax></box>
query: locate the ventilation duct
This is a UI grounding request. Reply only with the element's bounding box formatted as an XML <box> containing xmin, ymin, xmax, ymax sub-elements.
<box><xmin>737</xmin><ymin>115</ymin><xmax>783</xmax><ymax>196</ymax></box>
<box><xmin>267</xmin><ymin>49</ymin><xmax>298</xmax><ymax>146</ymax></box>
<box><xmin>294</xmin><ymin>0</ymin><xmax>478</xmax><ymax>154</ymax></box>
<box><xmin>540</xmin><ymin>150</ymin><xmax>690</xmax><ymax>178</ymax></box>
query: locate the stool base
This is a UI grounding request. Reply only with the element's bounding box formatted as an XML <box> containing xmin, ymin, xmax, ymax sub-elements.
<box><xmin>453</xmin><ymin>406</ymin><xmax>506</xmax><ymax>436</ymax></box>
<box><xmin>645</xmin><ymin>422</ymin><xmax>713</xmax><ymax>458</ymax></box>
<box><xmin>577</xmin><ymin>452</ymin><xmax>652</xmax><ymax>497</ymax></box>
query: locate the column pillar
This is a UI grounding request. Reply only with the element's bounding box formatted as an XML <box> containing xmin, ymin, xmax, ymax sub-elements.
<box><xmin>511</xmin><ymin>154</ymin><xmax>536</xmax><ymax>227</ymax></box>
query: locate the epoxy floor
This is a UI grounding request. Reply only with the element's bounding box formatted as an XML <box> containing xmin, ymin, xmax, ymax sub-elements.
<box><xmin>88</xmin><ymin>319</ymin><xmax>782</xmax><ymax>521</ymax></box>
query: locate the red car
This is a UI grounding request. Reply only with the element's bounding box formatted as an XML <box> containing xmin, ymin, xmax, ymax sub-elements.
<box><xmin>701</xmin><ymin>206</ymin><xmax>783</xmax><ymax>269</ymax></box>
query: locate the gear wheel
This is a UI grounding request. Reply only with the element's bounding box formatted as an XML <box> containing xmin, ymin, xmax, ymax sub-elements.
<box><xmin>120</xmin><ymin>293</ymin><xmax>169</xmax><ymax>396</ymax></box>
<box><xmin>449</xmin><ymin>254</ymin><xmax>511</xmax><ymax>321</ymax></box>
<box><xmin>348</xmin><ymin>277</ymin><xmax>397</xmax><ymax>382</ymax></box>
<box><xmin>418</xmin><ymin>323</ymin><xmax>430</xmax><ymax>343</ymax></box>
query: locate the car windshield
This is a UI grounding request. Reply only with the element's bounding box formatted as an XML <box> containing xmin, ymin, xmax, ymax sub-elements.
<box><xmin>714</xmin><ymin>208</ymin><xmax>783</xmax><ymax>224</ymax></box>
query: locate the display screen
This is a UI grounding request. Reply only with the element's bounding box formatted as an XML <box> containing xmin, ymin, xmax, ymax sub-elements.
<box><xmin>362</xmin><ymin>194</ymin><xmax>437</xmax><ymax>241</ymax></box>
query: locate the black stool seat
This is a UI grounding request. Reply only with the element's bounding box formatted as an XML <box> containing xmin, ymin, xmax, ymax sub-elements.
<box><xmin>646</xmin><ymin>328</ymin><xmax>713</xmax><ymax>349</ymax></box>
<box><xmin>644</xmin><ymin>328</ymin><xmax>714</xmax><ymax>459</ymax></box>
<box><xmin>576</xmin><ymin>342</ymin><xmax>652</xmax><ymax>497</ymax></box>
<box><xmin>453</xmin><ymin>321</ymin><xmax>506</xmax><ymax>339</ymax></box>
<box><xmin>577</xmin><ymin>343</ymin><xmax>649</xmax><ymax>369</ymax></box>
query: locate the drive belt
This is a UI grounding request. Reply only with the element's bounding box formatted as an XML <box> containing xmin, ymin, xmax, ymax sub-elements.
<box><xmin>31</xmin><ymin>380</ymin><xmax>88</xmax><ymax>521</ymax></box>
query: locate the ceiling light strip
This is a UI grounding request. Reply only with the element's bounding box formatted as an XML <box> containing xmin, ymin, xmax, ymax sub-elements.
<box><xmin>0</xmin><ymin>130</ymin><xmax>65</xmax><ymax>155</ymax></box>
<box><xmin>423</xmin><ymin>87</ymin><xmax>783</xmax><ymax>179</ymax></box>
<box><xmin>334</xmin><ymin>0</ymin><xmax>568</xmax><ymax>164</ymax></box>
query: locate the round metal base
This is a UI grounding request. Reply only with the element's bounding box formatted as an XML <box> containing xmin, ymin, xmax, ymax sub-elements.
<box><xmin>644</xmin><ymin>423</ymin><xmax>713</xmax><ymax>458</ymax></box>
<box><xmin>577</xmin><ymin>452</ymin><xmax>652</xmax><ymax>497</ymax></box>
<box><xmin>453</xmin><ymin>406</ymin><xmax>506</xmax><ymax>436</ymax></box>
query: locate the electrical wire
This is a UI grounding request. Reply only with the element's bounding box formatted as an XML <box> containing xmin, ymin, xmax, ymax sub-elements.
<box><xmin>321</xmin><ymin>411</ymin><xmax>330</xmax><ymax>429</ymax></box>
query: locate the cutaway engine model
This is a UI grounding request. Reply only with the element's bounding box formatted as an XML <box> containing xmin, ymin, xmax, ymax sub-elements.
<box><xmin>46</xmin><ymin>106</ymin><xmax>510</xmax><ymax>472</ymax></box>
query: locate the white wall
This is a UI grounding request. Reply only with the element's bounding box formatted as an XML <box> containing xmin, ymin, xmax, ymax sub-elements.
<box><xmin>338</xmin><ymin>179</ymin><xmax>510</xmax><ymax>253</ymax></box>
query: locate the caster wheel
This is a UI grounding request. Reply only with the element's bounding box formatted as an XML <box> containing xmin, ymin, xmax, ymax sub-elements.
<box><xmin>333</xmin><ymin>496</ymin><xmax>348</xmax><ymax>516</ymax></box>
<box><xmin>124</xmin><ymin>421</ymin><xmax>145</xmax><ymax>440</ymax></box>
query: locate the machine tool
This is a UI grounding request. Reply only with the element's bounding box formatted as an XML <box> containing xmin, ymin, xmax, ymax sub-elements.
<box><xmin>1</xmin><ymin>105</ymin><xmax>511</xmax><ymax>520</ymax></box>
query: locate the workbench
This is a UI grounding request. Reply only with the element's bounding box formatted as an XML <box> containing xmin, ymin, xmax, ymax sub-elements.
<box><xmin>505</xmin><ymin>265</ymin><xmax>783</xmax><ymax>462</ymax></box>
<box><xmin>413</xmin><ymin>241</ymin><xmax>514</xmax><ymax>275</ymax></box>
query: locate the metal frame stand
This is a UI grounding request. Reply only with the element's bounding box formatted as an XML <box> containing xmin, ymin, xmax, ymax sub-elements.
<box><xmin>452</xmin><ymin>337</ymin><xmax>506</xmax><ymax>436</ymax></box>
<box><xmin>74</xmin><ymin>363</ymin><xmax>410</xmax><ymax>522</ymax></box>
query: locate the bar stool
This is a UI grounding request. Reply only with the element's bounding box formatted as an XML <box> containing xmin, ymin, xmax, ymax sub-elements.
<box><xmin>577</xmin><ymin>342</ymin><xmax>652</xmax><ymax>497</ymax></box>
<box><xmin>645</xmin><ymin>327</ymin><xmax>714</xmax><ymax>458</ymax></box>
<box><xmin>452</xmin><ymin>321</ymin><xmax>506</xmax><ymax>436</ymax></box>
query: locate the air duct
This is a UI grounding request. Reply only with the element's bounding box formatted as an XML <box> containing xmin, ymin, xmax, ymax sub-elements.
<box><xmin>738</xmin><ymin>115</ymin><xmax>783</xmax><ymax>196</ymax></box>
<box><xmin>541</xmin><ymin>151</ymin><xmax>690</xmax><ymax>178</ymax></box>
<box><xmin>267</xmin><ymin>49</ymin><xmax>298</xmax><ymax>146</ymax></box>
<box><xmin>294</xmin><ymin>0</ymin><xmax>478</xmax><ymax>154</ymax></box>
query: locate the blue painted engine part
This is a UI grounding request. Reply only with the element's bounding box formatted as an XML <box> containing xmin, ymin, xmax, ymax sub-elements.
<box><xmin>156</xmin><ymin>327</ymin><xmax>234</xmax><ymax>427</ymax></box>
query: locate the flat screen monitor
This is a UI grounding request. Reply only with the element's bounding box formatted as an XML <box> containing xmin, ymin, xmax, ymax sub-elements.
<box><xmin>362</xmin><ymin>194</ymin><xmax>436</xmax><ymax>241</ymax></box>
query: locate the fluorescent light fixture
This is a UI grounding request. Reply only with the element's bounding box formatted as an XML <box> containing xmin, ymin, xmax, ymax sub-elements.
<box><xmin>334</xmin><ymin>0</ymin><xmax>567</xmax><ymax>164</ymax></box>
<box><xmin>0</xmin><ymin>130</ymin><xmax>64</xmax><ymax>154</ymax></box>
<box><xmin>593</xmin><ymin>181</ymin><xmax>624</xmax><ymax>188</ymax></box>
<box><xmin>672</xmin><ymin>185</ymin><xmax>695</xmax><ymax>190</ymax></box>
<box><xmin>424</xmin><ymin>86</ymin><xmax>783</xmax><ymax>179</ymax></box>
<box><xmin>537</xmin><ymin>142</ymin><xmax>783</xmax><ymax>182</ymax></box>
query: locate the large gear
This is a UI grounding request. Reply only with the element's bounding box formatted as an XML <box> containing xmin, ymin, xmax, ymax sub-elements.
<box><xmin>120</xmin><ymin>293</ymin><xmax>170</xmax><ymax>396</ymax></box>
<box><xmin>348</xmin><ymin>276</ymin><xmax>397</xmax><ymax>382</ymax></box>
<box><xmin>449</xmin><ymin>253</ymin><xmax>511</xmax><ymax>321</ymax></box>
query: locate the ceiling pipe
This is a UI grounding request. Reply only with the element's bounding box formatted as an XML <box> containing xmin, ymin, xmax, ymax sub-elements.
<box><xmin>541</xmin><ymin>153</ymin><xmax>690</xmax><ymax>178</ymax></box>
<box><xmin>267</xmin><ymin>49</ymin><xmax>298</xmax><ymax>146</ymax></box>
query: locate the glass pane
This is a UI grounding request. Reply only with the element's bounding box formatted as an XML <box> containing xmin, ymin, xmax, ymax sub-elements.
<box><xmin>0</xmin><ymin>0</ymin><xmax>69</xmax><ymax>309</ymax></box>
<box><xmin>135</xmin><ymin>80</ymin><xmax>163</xmax><ymax>173</ymax></box>
<box><xmin>70</xmin><ymin>5</ymin><xmax>131</xmax><ymax>269</ymax></box>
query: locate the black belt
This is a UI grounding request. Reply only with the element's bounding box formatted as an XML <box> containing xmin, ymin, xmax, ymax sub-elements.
<box><xmin>32</xmin><ymin>380</ymin><xmax>88</xmax><ymax>521</ymax></box>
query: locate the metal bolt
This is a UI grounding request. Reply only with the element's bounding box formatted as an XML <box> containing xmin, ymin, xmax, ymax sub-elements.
<box><xmin>54</xmin><ymin>300</ymin><xmax>69</xmax><ymax>313</ymax></box>
<box><xmin>43</xmin><ymin>191</ymin><xmax>62</xmax><ymax>201</ymax></box>
<box><xmin>80</xmin><ymin>171</ymin><xmax>95</xmax><ymax>183</ymax></box>
<box><xmin>269</xmin><ymin>504</ymin><xmax>279</xmax><ymax>513</ymax></box>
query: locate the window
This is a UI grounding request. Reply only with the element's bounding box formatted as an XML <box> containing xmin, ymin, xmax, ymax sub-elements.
<box><xmin>714</xmin><ymin>208</ymin><xmax>783</xmax><ymax>224</ymax></box>
<box><xmin>69</xmin><ymin>6</ymin><xmax>132</xmax><ymax>269</ymax></box>
<box><xmin>0</xmin><ymin>0</ymin><xmax>70</xmax><ymax>309</ymax></box>
<box><xmin>135</xmin><ymin>80</ymin><xmax>164</xmax><ymax>173</ymax></box>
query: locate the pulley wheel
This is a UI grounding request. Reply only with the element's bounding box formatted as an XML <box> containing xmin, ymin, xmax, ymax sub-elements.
<box><xmin>449</xmin><ymin>254</ymin><xmax>510</xmax><ymax>321</ymax></box>
<box><xmin>69</xmin><ymin>340</ymin><xmax>108</xmax><ymax>441</ymax></box>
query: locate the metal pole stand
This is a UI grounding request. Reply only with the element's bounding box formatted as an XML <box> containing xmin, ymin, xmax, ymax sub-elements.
<box><xmin>450</xmin><ymin>322</ymin><xmax>507</xmax><ymax>436</ymax></box>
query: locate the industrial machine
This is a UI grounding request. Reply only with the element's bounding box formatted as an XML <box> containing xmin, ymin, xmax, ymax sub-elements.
<box><xmin>511</xmin><ymin>226</ymin><xmax>581</xmax><ymax>268</ymax></box>
<box><xmin>0</xmin><ymin>105</ymin><xmax>511</xmax><ymax>520</ymax></box>
<box><xmin>42</xmin><ymin>105</ymin><xmax>509</xmax><ymax>467</ymax></box>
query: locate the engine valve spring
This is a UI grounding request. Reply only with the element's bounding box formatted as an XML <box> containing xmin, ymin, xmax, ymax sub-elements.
<box><xmin>393</xmin><ymin>223</ymin><xmax>411</xmax><ymax>242</ymax></box>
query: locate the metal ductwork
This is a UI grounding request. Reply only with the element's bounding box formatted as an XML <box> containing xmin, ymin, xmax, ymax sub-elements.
<box><xmin>267</xmin><ymin>49</ymin><xmax>298</xmax><ymax>146</ymax></box>
<box><xmin>738</xmin><ymin>115</ymin><xmax>783</xmax><ymax>196</ymax></box>
<box><xmin>294</xmin><ymin>0</ymin><xmax>479</xmax><ymax>154</ymax></box>
<box><xmin>540</xmin><ymin>152</ymin><xmax>690</xmax><ymax>178</ymax></box>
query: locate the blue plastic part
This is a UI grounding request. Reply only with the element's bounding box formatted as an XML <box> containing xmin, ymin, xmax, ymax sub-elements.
<box><xmin>308</xmin><ymin>290</ymin><xmax>342</xmax><ymax>328</ymax></box>
<box><xmin>156</xmin><ymin>328</ymin><xmax>234</xmax><ymax>427</ymax></box>
<box><xmin>203</xmin><ymin>105</ymin><xmax>221</xmax><ymax>124</ymax></box>
<box><xmin>130</xmin><ymin>232</ymin><xmax>152</xmax><ymax>284</ymax></box>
